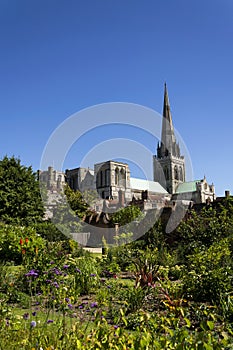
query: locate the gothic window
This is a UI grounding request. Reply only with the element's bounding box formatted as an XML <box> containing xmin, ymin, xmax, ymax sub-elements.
<box><xmin>119</xmin><ymin>168</ymin><xmax>126</xmax><ymax>187</ymax></box>
<box><xmin>179</xmin><ymin>167</ymin><xmax>183</xmax><ymax>181</ymax></box>
<box><xmin>105</xmin><ymin>169</ymin><xmax>110</xmax><ymax>186</ymax></box>
<box><xmin>115</xmin><ymin>168</ymin><xmax>119</xmax><ymax>185</ymax></box>
<box><xmin>100</xmin><ymin>171</ymin><xmax>103</xmax><ymax>187</ymax></box>
<box><xmin>164</xmin><ymin>166</ymin><xmax>169</xmax><ymax>180</ymax></box>
<box><xmin>174</xmin><ymin>166</ymin><xmax>179</xmax><ymax>180</ymax></box>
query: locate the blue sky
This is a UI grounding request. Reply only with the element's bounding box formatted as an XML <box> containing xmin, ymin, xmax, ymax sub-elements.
<box><xmin>0</xmin><ymin>0</ymin><xmax>233</xmax><ymax>196</ymax></box>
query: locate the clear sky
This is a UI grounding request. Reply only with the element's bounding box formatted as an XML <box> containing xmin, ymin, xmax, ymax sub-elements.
<box><xmin>0</xmin><ymin>0</ymin><xmax>232</xmax><ymax>196</ymax></box>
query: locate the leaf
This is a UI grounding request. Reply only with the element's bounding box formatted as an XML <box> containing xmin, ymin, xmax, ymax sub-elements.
<box><xmin>206</xmin><ymin>320</ymin><xmax>214</xmax><ymax>330</ymax></box>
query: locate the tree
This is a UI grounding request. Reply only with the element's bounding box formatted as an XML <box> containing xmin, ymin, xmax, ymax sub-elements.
<box><xmin>0</xmin><ymin>156</ymin><xmax>44</xmax><ymax>225</ymax></box>
<box><xmin>64</xmin><ymin>184</ymin><xmax>88</xmax><ymax>218</ymax></box>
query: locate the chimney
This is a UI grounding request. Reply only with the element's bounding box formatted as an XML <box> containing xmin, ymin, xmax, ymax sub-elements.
<box><xmin>225</xmin><ymin>190</ymin><xmax>230</xmax><ymax>197</ymax></box>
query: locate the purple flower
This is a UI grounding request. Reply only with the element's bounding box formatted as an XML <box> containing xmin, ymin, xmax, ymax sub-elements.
<box><xmin>23</xmin><ymin>313</ymin><xmax>29</xmax><ymax>320</ymax></box>
<box><xmin>30</xmin><ymin>321</ymin><xmax>37</xmax><ymax>328</ymax></box>
<box><xmin>47</xmin><ymin>319</ymin><xmax>54</xmax><ymax>323</ymax></box>
<box><xmin>50</xmin><ymin>261</ymin><xmax>55</xmax><ymax>264</ymax></box>
<box><xmin>114</xmin><ymin>325</ymin><xmax>119</xmax><ymax>329</ymax></box>
<box><xmin>90</xmin><ymin>273</ymin><xmax>96</xmax><ymax>277</ymax></box>
<box><xmin>53</xmin><ymin>268</ymin><xmax>62</xmax><ymax>275</ymax></box>
<box><xmin>65</xmin><ymin>298</ymin><xmax>70</xmax><ymax>303</ymax></box>
<box><xmin>25</xmin><ymin>270</ymin><xmax>38</xmax><ymax>278</ymax></box>
<box><xmin>53</xmin><ymin>282</ymin><xmax>59</xmax><ymax>288</ymax></box>
<box><xmin>78</xmin><ymin>305</ymin><xmax>84</xmax><ymax>309</ymax></box>
<box><xmin>68</xmin><ymin>304</ymin><xmax>73</xmax><ymax>310</ymax></box>
<box><xmin>32</xmin><ymin>311</ymin><xmax>37</xmax><ymax>316</ymax></box>
<box><xmin>90</xmin><ymin>302</ymin><xmax>98</xmax><ymax>308</ymax></box>
<box><xmin>75</xmin><ymin>268</ymin><xmax>81</xmax><ymax>273</ymax></box>
<box><xmin>63</xmin><ymin>264</ymin><xmax>69</xmax><ymax>269</ymax></box>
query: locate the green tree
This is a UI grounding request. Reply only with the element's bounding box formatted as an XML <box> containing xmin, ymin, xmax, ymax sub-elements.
<box><xmin>0</xmin><ymin>156</ymin><xmax>44</xmax><ymax>225</ymax></box>
<box><xmin>64</xmin><ymin>184</ymin><xmax>88</xmax><ymax>218</ymax></box>
<box><xmin>111</xmin><ymin>205</ymin><xmax>142</xmax><ymax>227</ymax></box>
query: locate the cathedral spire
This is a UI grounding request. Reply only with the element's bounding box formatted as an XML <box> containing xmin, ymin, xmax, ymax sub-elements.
<box><xmin>154</xmin><ymin>84</ymin><xmax>185</xmax><ymax>194</ymax></box>
<box><xmin>161</xmin><ymin>83</ymin><xmax>176</xmax><ymax>155</ymax></box>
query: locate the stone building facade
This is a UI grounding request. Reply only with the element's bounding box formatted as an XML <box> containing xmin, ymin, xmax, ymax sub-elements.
<box><xmin>38</xmin><ymin>166</ymin><xmax>66</xmax><ymax>192</ymax></box>
<box><xmin>41</xmin><ymin>84</ymin><xmax>215</xmax><ymax>206</ymax></box>
<box><xmin>65</xmin><ymin>167</ymin><xmax>95</xmax><ymax>193</ymax></box>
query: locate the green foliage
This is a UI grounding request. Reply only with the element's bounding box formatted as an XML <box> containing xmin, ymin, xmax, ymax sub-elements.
<box><xmin>111</xmin><ymin>205</ymin><xmax>142</xmax><ymax>227</ymax></box>
<box><xmin>2</xmin><ymin>198</ymin><xmax>233</xmax><ymax>348</ymax></box>
<box><xmin>33</xmin><ymin>221</ymin><xmax>69</xmax><ymax>241</ymax></box>
<box><xmin>177</xmin><ymin>204</ymin><xmax>233</xmax><ymax>260</ymax></box>
<box><xmin>183</xmin><ymin>238</ymin><xmax>233</xmax><ymax>303</ymax></box>
<box><xmin>64</xmin><ymin>184</ymin><xmax>88</xmax><ymax>218</ymax></box>
<box><xmin>0</xmin><ymin>224</ymin><xmax>45</xmax><ymax>264</ymax></box>
<box><xmin>0</xmin><ymin>156</ymin><xmax>44</xmax><ymax>225</ymax></box>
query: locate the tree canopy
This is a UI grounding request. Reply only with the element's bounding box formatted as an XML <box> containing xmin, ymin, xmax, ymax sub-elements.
<box><xmin>0</xmin><ymin>156</ymin><xmax>44</xmax><ymax>225</ymax></box>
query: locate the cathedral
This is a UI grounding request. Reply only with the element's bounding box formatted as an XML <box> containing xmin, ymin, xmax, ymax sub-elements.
<box><xmin>40</xmin><ymin>84</ymin><xmax>215</xmax><ymax>208</ymax></box>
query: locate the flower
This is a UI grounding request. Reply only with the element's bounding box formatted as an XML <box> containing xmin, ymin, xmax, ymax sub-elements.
<box><xmin>23</xmin><ymin>313</ymin><xmax>29</xmax><ymax>320</ymax></box>
<box><xmin>25</xmin><ymin>237</ymin><xmax>29</xmax><ymax>244</ymax></box>
<box><xmin>90</xmin><ymin>273</ymin><xmax>96</xmax><ymax>277</ymax></box>
<box><xmin>68</xmin><ymin>304</ymin><xmax>73</xmax><ymax>310</ymax></box>
<box><xmin>114</xmin><ymin>325</ymin><xmax>119</xmax><ymax>329</ymax></box>
<box><xmin>75</xmin><ymin>268</ymin><xmax>81</xmax><ymax>273</ymax></box>
<box><xmin>63</xmin><ymin>264</ymin><xmax>69</xmax><ymax>269</ymax></box>
<box><xmin>30</xmin><ymin>320</ymin><xmax>37</xmax><ymax>328</ymax></box>
<box><xmin>19</xmin><ymin>238</ymin><xmax>23</xmax><ymax>245</ymax></box>
<box><xmin>90</xmin><ymin>302</ymin><xmax>98</xmax><ymax>308</ymax></box>
<box><xmin>53</xmin><ymin>282</ymin><xmax>59</xmax><ymax>288</ymax></box>
<box><xmin>47</xmin><ymin>319</ymin><xmax>54</xmax><ymax>323</ymax></box>
<box><xmin>25</xmin><ymin>269</ymin><xmax>39</xmax><ymax>278</ymax></box>
<box><xmin>32</xmin><ymin>311</ymin><xmax>37</xmax><ymax>316</ymax></box>
<box><xmin>65</xmin><ymin>297</ymin><xmax>70</xmax><ymax>303</ymax></box>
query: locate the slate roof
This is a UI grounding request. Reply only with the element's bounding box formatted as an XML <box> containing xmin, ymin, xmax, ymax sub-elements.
<box><xmin>130</xmin><ymin>177</ymin><xmax>168</xmax><ymax>194</ymax></box>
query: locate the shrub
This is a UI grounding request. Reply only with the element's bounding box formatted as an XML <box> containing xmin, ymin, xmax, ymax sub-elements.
<box><xmin>183</xmin><ymin>239</ymin><xmax>233</xmax><ymax>303</ymax></box>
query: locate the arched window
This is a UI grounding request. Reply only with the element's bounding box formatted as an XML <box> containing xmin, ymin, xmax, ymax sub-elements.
<box><xmin>105</xmin><ymin>169</ymin><xmax>110</xmax><ymax>186</ymax></box>
<box><xmin>174</xmin><ymin>166</ymin><xmax>179</xmax><ymax>180</ymax></box>
<box><xmin>115</xmin><ymin>168</ymin><xmax>119</xmax><ymax>185</ymax></box>
<box><xmin>119</xmin><ymin>168</ymin><xmax>126</xmax><ymax>187</ymax></box>
<box><xmin>179</xmin><ymin>167</ymin><xmax>183</xmax><ymax>181</ymax></box>
<box><xmin>164</xmin><ymin>166</ymin><xmax>169</xmax><ymax>180</ymax></box>
<box><xmin>99</xmin><ymin>171</ymin><xmax>103</xmax><ymax>187</ymax></box>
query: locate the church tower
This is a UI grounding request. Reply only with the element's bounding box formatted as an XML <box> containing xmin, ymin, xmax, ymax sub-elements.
<box><xmin>153</xmin><ymin>83</ymin><xmax>185</xmax><ymax>194</ymax></box>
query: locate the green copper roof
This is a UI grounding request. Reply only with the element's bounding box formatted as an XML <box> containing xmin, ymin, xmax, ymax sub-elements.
<box><xmin>175</xmin><ymin>180</ymin><xmax>201</xmax><ymax>194</ymax></box>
